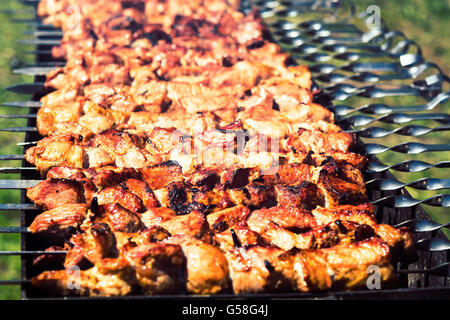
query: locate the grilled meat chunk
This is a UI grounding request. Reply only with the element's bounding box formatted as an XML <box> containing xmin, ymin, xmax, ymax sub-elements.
<box><xmin>29</xmin><ymin>204</ymin><xmax>88</xmax><ymax>238</ymax></box>
<box><xmin>312</xmin><ymin>204</ymin><xmax>376</xmax><ymax>226</ymax></box>
<box><xmin>164</xmin><ymin>235</ymin><xmax>230</xmax><ymax>294</ymax></box>
<box><xmin>124</xmin><ymin>243</ymin><xmax>187</xmax><ymax>294</ymax></box>
<box><xmin>64</xmin><ymin>223</ymin><xmax>117</xmax><ymax>269</ymax></box>
<box><xmin>247</xmin><ymin>206</ymin><xmax>317</xmax><ymax>234</ymax></box>
<box><xmin>27</xmin><ymin>178</ymin><xmax>91</xmax><ymax>210</ymax></box>
<box><xmin>31</xmin><ymin>259</ymin><xmax>136</xmax><ymax>297</ymax></box>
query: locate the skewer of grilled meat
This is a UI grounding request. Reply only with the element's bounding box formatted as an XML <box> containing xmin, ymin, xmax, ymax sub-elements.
<box><xmin>26</xmin><ymin>117</ymin><xmax>361</xmax><ymax>175</ymax></box>
<box><xmin>27</xmin><ymin>157</ymin><xmax>368</xmax><ymax>216</ymax></box>
<box><xmin>31</xmin><ymin>234</ymin><xmax>400</xmax><ymax>296</ymax></box>
<box><xmin>29</xmin><ymin>201</ymin><xmax>413</xmax><ymax>266</ymax></box>
<box><xmin>39</xmin><ymin>1</ymin><xmax>261</xmax><ymax>62</ymax></box>
<box><xmin>43</xmin><ymin>19</ymin><xmax>288</xmax><ymax>89</ymax></box>
<box><xmin>37</xmin><ymin>63</ymin><xmax>317</xmax><ymax>138</ymax></box>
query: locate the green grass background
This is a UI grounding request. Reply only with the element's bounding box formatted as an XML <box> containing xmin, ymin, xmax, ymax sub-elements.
<box><xmin>0</xmin><ymin>0</ymin><xmax>448</xmax><ymax>299</ymax></box>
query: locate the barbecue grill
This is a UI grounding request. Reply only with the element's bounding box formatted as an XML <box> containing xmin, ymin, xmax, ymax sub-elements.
<box><xmin>0</xmin><ymin>0</ymin><xmax>449</xmax><ymax>299</ymax></box>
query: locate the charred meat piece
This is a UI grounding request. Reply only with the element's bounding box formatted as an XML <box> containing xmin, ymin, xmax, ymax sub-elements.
<box><xmin>318</xmin><ymin>172</ymin><xmax>368</xmax><ymax>207</ymax></box>
<box><xmin>274</xmin><ymin>182</ymin><xmax>324</xmax><ymax>210</ymax></box>
<box><xmin>64</xmin><ymin>223</ymin><xmax>117</xmax><ymax>269</ymax></box>
<box><xmin>32</xmin><ymin>246</ymin><xmax>66</xmax><ymax>272</ymax></box>
<box><xmin>139</xmin><ymin>161</ymin><xmax>183</xmax><ymax>189</ymax></box>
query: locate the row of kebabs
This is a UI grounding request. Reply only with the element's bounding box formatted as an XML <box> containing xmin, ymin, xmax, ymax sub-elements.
<box><xmin>24</xmin><ymin>0</ymin><xmax>416</xmax><ymax>296</ymax></box>
<box><xmin>29</xmin><ymin>161</ymin><xmax>415</xmax><ymax>295</ymax></box>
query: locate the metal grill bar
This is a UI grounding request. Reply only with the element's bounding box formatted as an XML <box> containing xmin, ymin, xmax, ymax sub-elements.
<box><xmin>0</xmin><ymin>250</ymin><xmax>66</xmax><ymax>255</ymax></box>
<box><xmin>0</xmin><ymin>127</ymin><xmax>38</xmax><ymax>132</ymax></box>
<box><xmin>1</xmin><ymin>101</ymin><xmax>42</xmax><ymax>108</ymax></box>
<box><xmin>0</xmin><ymin>155</ymin><xmax>25</xmax><ymax>161</ymax></box>
<box><xmin>0</xmin><ymin>180</ymin><xmax>41</xmax><ymax>189</ymax></box>
<box><xmin>0</xmin><ymin>203</ymin><xmax>39</xmax><ymax>210</ymax></box>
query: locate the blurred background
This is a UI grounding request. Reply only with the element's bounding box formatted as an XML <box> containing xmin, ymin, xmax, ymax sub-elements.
<box><xmin>0</xmin><ymin>0</ymin><xmax>448</xmax><ymax>299</ymax></box>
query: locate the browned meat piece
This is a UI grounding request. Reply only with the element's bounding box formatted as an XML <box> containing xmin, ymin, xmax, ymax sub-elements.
<box><xmin>226</xmin><ymin>237</ymin><xmax>395</xmax><ymax>294</ymax></box>
<box><xmin>37</xmin><ymin>99</ymin><xmax>83</xmax><ymax>136</ymax></box>
<box><xmin>25</xmin><ymin>135</ymin><xmax>85</xmax><ymax>174</ymax></box>
<box><xmin>124</xmin><ymin>243</ymin><xmax>186</xmax><ymax>294</ymax></box>
<box><xmin>122</xmin><ymin>178</ymin><xmax>159</xmax><ymax>209</ymax></box>
<box><xmin>302</xmin><ymin>237</ymin><xmax>396</xmax><ymax>291</ymax></box>
<box><xmin>186</xmin><ymin>168</ymin><xmax>221</xmax><ymax>190</ymax></box>
<box><xmin>47</xmin><ymin>166</ymin><xmax>140</xmax><ymax>189</ymax></box>
<box><xmin>139</xmin><ymin>161</ymin><xmax>183</xmax><ymax>189</ymax></box>
<box><xmin>112</xmin><ymin>228</ymin><xmax>172</xmax><ymax>258</ymax></box>
<box><xmin>64</xmin><ymin>223</ymin><xmax>117</xmax><ymax>269</ymax></box>
<box><xmin>27</xmin><ymin>178</ymin><xmax>90</xmax><ymax>210</ymax></box>
<box><xmin>261</xmin><ymin>219</ymin><xmax>375</xmax><ymax>252</ymax></box>
<box><xmin>206</xmin><ymin>205</ymin><xmax>250</xmax><ymax>233</ymax></box>
<box><xmin>312</xmin><ymin>204</ymin><xmax>376</xmax><ymax>226</ymax></box>
<box><xmin>259</xmin><ymin>221</ymin><xmax>300</xmax><ymax>251</ymax></box>
<box><xmin>27</xmin><ymin>130</ymin><xmax>163</xmax><ymax>174</ymax></box>
<box><xmin>160</xmin><ymin>210</ymin><xmax>211</xmax><ymax>241</ymax></box>
<box><xmin>28</xmin><ymin>204</ymin><xmax>88</xmax><ymax>237</ymax></box>
<box><xmin>274</xmin><ymin>182</ymin><xmax>324</xmax><ymax>210</ymax></box>
<box><xmin>247</xmin><ymin>206</ymin><xmax>317</xmax><ymax>234</ymax></box>
<box><xmin>164</xmin><ymin>235</ymin><xmax>230</xmax><ymax>294</ymax></box>
<box><xmin>261</xmin><ymin>80</ymin><xmax>313</xmax><ymax>106</ymax></box>
<box><xmin>140</xmin><ymin>207</ymin><xmax>178</xmax><ymax>228</ymax></box>
<box><xmin>261</xmin><ymin>163</ymin><xmax>318</xmax><ymax>186</ymax></box>
<box><xmin>31</xmin><ymin>258</ymin><xmax>136</xmax><ymax>297</ymax></box>
<box><xmin>95</xmin><ymin>203</ymin><xmax>144</xmax><ymax>233</ymax></box>
<box><xmin>214</xmin><ymin>224</ymin><xmax>263</xmax><ymax>251</ymax></box>
<box><xmin>286</xmin><ymin>150</ymin><xmax>368</xmax><ymax>170</ymax></box>
<box><xmin>287</xmin><ymin>129</ymin><xmax>356</xmax><ymax>154</ymax></box>
<box><xmin>225</xmin><ymin>246</ymin><xmax>291</xmax><ymax>294</ymax></box>
<box><xmin>146</xmin><ymin>127</ymin><xmax>185</xmax><ymax>155</ymax></box>
<box><xmin>96</xmin><ymin>185</ymin><xmax>145</xmax><ymax>213</ymax></box>
<box><xmin>371</xmin><ymin>224</ymin><xmax>416</xmax><ymax>262</ymax></box>
<box><xmin>227</xmin><ymin>183</ymin><xmax>276</xmax><ymax>208</ymax></box>
<box><xmin>318</xmin><ymin>172</ymin><xmax>368</xmax><ymax>207</ymax></box>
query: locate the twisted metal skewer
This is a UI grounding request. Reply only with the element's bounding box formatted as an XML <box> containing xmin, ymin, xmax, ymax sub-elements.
<box><xmin>366</xmin><ymin>178</ymin><xmax>450</xmax><ymax>192</ymax></box>
<box><xmin>367</xmin><ymin>160</ymin><xmax>450</xmax><ymax>173</ymax></box>
<box><xmin>371</xmin><ymin>194</ymin><xmax>449</xmax><ymax>208</ymax></box>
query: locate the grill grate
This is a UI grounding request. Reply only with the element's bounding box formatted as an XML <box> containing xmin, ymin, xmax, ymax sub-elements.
<box><xmin>0</xmin><ymin>0</ymin><xmax>448</xmax><ymax>299</ymax></box>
